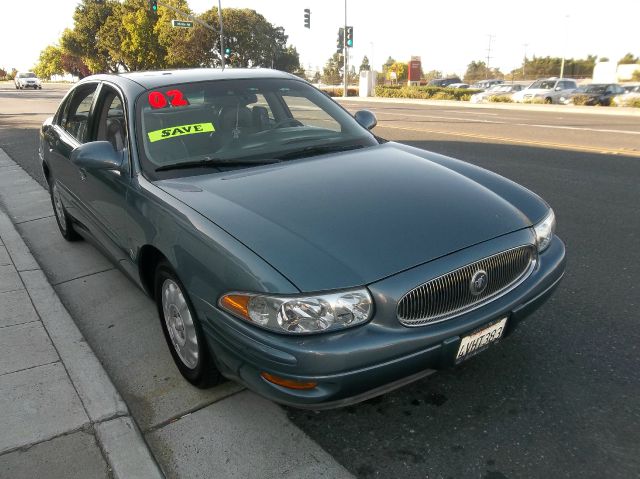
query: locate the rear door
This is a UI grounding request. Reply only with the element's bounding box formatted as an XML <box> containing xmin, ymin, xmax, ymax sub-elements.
<box><xmin>44</xmin><ymin>82</ymin><xmax>100</xmax><ymax>225</ymax></box>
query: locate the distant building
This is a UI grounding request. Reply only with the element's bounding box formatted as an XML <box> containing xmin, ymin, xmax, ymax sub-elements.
<box><xmin>593</xmin><ymin>61</ymin><xmax>640</xmax><ymax>83</ymax></box>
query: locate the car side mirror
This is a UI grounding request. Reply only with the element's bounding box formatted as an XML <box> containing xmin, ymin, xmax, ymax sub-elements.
<box><xmin>555</xmin><ymin>86</ymin><xmax>562</xmax><ymax>91</ymax></box>
<box><xmin>354</xmin><ymin>110</ymin><xmax>377</xmax><ymax>130</ymax></box>
<box><xmin>70</xmin><ymin>141</ymin><xmax>123</xmax><ymax>170</ymax></box>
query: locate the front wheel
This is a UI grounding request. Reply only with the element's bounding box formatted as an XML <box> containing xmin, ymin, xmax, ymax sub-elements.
<box><xmin>50</xmin><ymin>180</ymin><xmax>81</xmax><ymax>241</ymax></box>
<box><xmin>544</xmin><ymin>97</ymin><xmax>552</xmax><ymax>104</ymax></box>
<box><xmin>155</xmin><ymin>261</ymin><xmax>222</xmax><ymax>388</ymax></box>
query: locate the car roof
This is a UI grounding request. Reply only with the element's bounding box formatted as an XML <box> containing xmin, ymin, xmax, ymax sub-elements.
<box><xmin>81</xmin><ymin>68</ymin><xmax>300</xmax><ymax>90</ymax></box>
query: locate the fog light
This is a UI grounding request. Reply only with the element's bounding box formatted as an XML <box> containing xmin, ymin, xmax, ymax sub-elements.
<box><xmin>260</xmin><ymin>372</ymin><xmax>317</xmax><ymax>390</ymax></box>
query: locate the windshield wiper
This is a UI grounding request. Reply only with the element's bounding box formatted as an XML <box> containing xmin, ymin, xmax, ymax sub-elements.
<box><xmin>155</xmin><ymin>157</ymin><xmax>280</xmax><ymax>172</ymax></box>
<box><xmin>276</xmin><ymin>144</ymin><xmax>365</xmax><ymax>160</ymax></box>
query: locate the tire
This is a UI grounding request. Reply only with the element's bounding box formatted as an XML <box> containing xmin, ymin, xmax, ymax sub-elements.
<box><xmin>155</xmin><ymin>261</ymin><xmax>222</xmax><ymax>388</ymax></box>
<box><xmin>49</xmin><ymin>180</ymin><xmax>81</xmax><ymax>241</ymax></box>
<box><xmin>544</xmin><ymin>97</ymin><xmax>552</xmax><ymax>104</ymax></box>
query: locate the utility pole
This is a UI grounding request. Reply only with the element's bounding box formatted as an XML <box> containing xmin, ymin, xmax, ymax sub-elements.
<box><xmin>485</xmin><ymin>34</ymin><xmax>495</xmax><ymax>79</ymax></box>
<box><xmin>343</xmin><ymin>0</ymin><xmax>348</xmax><ymax>98</ymax></box>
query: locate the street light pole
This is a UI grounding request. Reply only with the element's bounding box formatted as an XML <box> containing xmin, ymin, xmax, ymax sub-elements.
<box><xmin>343</xmin><ymin>0</ymin><xmax>347</xmax><ymax>98</ymax></box>
<box><xmin>217</xmin><ymin>0</ymin><xmax>225</xmax><ymax>70</ymax></box>
<box><xmin>559</xmin><ymin>15</ymin><xmax>569</xmax><ymax>78</ymax></box>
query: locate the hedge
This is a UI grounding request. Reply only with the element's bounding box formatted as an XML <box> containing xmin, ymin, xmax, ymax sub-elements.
<box><xmin>374</xmin><ymin>85</ymin><xmax>482</xmax><ymax>101</ymax></box>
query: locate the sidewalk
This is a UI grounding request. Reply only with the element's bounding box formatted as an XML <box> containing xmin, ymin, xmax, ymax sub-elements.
<box><xmin>0</xmin><ymin>148</ymin><xmax>352</xmax><ymax>478</ymax></box>
<box><xmin>0</xmin><ymin>196</ymin><xmax>163</xmax><ymax>477</ymax></box>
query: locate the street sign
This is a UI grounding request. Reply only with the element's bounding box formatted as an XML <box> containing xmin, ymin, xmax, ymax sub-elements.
<box><xmin>171</xmin><ymin>20</ymin><xmax>194</xmax><ymax>28</ymax></box>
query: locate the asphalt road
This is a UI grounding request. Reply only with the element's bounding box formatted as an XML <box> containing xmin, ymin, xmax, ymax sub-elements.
<box><xmin>1</xmin><ymin>84</ymin><xmax>639</xmax><ymax>478</ymax></box>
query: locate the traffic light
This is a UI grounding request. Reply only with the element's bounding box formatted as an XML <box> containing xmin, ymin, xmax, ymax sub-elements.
<box><xmin>336</xmin><ymin>27</ymin><xmax>344</xmax><ymax>53</ymax></box>
<box><xmin>303</xmin><ymin>9</ymin><xmax>310</xmax><ymax>29</ymax></box>
<box><xmin>149</xmin><ymin>0</ymin><xmax>158</xmax><ymax>13</ymax></box>
<box><xmin>345</xmin><ymin>26</ymin><xmax>353</xmax><ymax>48</ymax></box>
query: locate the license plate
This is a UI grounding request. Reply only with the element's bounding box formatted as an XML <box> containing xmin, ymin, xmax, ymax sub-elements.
<box><xmin>455</xmin><ymin>317</ymin><xmax>507</xmax><ymax>364</ymax></box>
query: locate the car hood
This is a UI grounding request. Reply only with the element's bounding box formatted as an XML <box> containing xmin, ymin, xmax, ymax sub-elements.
<box><xmin>156</xmin><ymin>143</ymin><xmax>536</xmax><ymax>291</ymax></box>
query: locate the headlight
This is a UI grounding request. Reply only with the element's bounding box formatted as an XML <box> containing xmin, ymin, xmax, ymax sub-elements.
<box><xmin>533</xmin><ymin>209</ymin><xmax>555</xmax><ymax>252</ymax></box>
<box><xmin>219</xmin><ymin>288</ymin><xmax>373</xmax><ymax>334</ymax></box>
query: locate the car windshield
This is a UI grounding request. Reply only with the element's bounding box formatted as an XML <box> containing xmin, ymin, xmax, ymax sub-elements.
<box><xmin>20</xmin><ymin>72</ymin><xmax>36</xmax><ymax>78</ymax></box>
<box><xmin>529</xmin><ymin>80</ymin><xmax>555</xmax><ymax>89</ymax></box>
<box><xmin>136</xmin><ymin>78</ymin><xmax>378</xmax><ymax>176</ymax></box>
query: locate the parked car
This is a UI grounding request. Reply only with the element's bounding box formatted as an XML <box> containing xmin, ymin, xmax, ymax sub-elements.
<box><xmin>14</xmin><ymin>71</ymin><xmax>42</xmax><ymax>90</ymax></box>
<box><xmin>40</xmin><ymin>69</ymin><xmax>565</xmax><ymax>408</ymax></box>
<box><xmin>612</xmin><ymin>84</ymin><xmax>640</xmax><ymax>106</ymax></box>
<box><xmin>470</xmin><ymin>84</ymin><xmax>524</xmax><ymax>103</ymax></box>
<box><xmin>447</xmin><ymin>83</ymin><xmax>470</xmax><ymax>89</ymax></box>
<box><xmin>511</xmin><ymin>78</ymin><xmax>577</xmax><ymax>104</ymax></box>
<box><xmin>470</xmin><ymin>79</ymin><xmax>504</xmax><ymax>90</ymax></box>
<box><xmin>560</xmin><ymin>83</ymin><xmax>626</xmax><ymax>106</ymax></box>
<box><xmin>427</xmin><ymin>77</ymin><xmax>462</xmax><ymax>87</ymax></box>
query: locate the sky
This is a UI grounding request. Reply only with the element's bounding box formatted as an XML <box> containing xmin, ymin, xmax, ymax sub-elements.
<box><xmin>3</xmin><ymin>0</ymin><xmax>639</xmax><ymax>76</ymax></box>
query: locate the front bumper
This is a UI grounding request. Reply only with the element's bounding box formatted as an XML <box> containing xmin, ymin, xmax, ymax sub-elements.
<box><xmin>195</xmin><ymin>230</ymin><xmax>566</xmax><ymax>409</ymax></box>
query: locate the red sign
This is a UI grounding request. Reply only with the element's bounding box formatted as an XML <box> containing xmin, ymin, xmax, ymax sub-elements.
<box><xmin>408</xmin><ymin>59</ymin><xmax>422</xmax><ymax>82</ymax></box>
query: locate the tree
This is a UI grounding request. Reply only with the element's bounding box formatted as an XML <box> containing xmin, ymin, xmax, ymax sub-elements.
<box><xmin>359</xmin><ymin>56</ymin><xmax>370</xmax><ymax>71</ymax></box>
<box><xmin>632</xmin><ymin>70</ymin><xmax>640</xmax><ymax>81</ymax></box>
<box><xmin>96</xmin><ymin>0</ymin><xmax>165</xmax><ymax>71</ymax></box>
<box><xmin>312</xmin><ymin>71</ymin><xmax>321</xmax><ymax>83</ymax></box>
<box><xmin>423</xmin><ymin>69</ymin><xmax>443</xmax><ymax>81</ymax></box>
<box><xmin>387</xmin><ymin>62</ymin><xmax>407</xmax><ymax>82</ymax></box>
<box><xmin>599</xmin><ymin>57</ymin><xmax>609</xmax><ymax>63</ymax></box>
<box><xmin>154</xmin><ymin>0</ymin><xmax>195</xmax><ymax>68</ymax></box>
<box><xmin>33</xmin><ymin>45</ymin><xmax>64</xmax><ymax>79</ymax></box>
<box><xmin>509</xmin><ymin>55</ymin><xmax>595</xmax><ymax>80</ymax></box>
<box><xmin>618</xmin><ymin>53</ymin><xmax>639</xmax><ymax>64</ymax></box>
<box><xmin>322</xmin><ymin>52</ymin><xmax>342</xmax><ymax>85</ymax></box>
<box><xmin>61</xmin><ymin>0</ymin><xmax>120</xmax><ymax>73</ymax></box>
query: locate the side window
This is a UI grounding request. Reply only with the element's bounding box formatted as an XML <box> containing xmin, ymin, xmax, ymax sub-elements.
<box><xmin>280</xmin><ymin>93</ymin><xmax>341</xmax><ymax>132</ymax></box>
<box><xmin>61</xmin><ymin>85</ymin><xmax>98</xmax><ymax>143</ymax></box>
<box><xmin>96</xmin><ymin>88</ymin><xmax>127</xmax><ymax>153</ymax></box>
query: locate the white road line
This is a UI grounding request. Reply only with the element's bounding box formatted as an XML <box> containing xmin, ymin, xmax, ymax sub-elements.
<box><xmin>374</xmin><ymin>111</ymin><xmax>640</xmax><ymax>136</ymax></box>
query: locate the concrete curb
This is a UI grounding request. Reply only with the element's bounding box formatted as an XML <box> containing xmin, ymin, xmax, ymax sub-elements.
<box><xmin>0</xmin><ymin>149</ymin><xmax>164</xmax><ymax>478</ymax></box>
<box><xmin>96</xmin><ymin>417</ymin><xmax>164</xmax><ymax>479</ymax></box>
<box><xmin>336</xmin><ymin>95</ymin><xmax>640</xmax><ymax>117</ymax></box>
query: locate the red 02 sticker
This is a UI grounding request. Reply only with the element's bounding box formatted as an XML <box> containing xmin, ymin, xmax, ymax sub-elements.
<box><xmin>148</xmin><ymin>90</ymin><xmax>189</xmax><ymax>109</ymax></box>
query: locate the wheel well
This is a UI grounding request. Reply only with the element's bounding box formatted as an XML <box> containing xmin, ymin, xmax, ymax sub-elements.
<box><xmin>138</xmin><ymin>245</ymin><xmax>167</xmax><ymax>298</ymax></box>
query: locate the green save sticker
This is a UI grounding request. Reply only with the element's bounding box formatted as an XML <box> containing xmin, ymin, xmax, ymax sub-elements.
<box><xmin>147</xmin><ymin>122</ymin><xmax>215</xmax><ymax>143</ymax></box>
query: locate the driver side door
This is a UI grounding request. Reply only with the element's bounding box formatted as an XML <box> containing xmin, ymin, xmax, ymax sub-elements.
<box><xmin>73</xmin><ymin>83</ymin><xmax>134</xmax><ymax>266</ymax></box>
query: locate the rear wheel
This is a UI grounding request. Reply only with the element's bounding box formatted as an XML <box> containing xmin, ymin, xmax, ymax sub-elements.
<box><xmin>50</xmin><ymin>180</ymin><xmax>81</xmax><ymax>241</ymax></box>
<box><xmin>155</xmin><ymin>261</ymin><xmax>222</xmax><ymax>388</ymax></box>
<box><xmin>544</xmin><ymin>97</ymin><xmax>552</xmax><ymax>104</ymax></box>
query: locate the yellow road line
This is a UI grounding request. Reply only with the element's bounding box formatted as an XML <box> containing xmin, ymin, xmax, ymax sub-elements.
<box><xmin>377</xmin><ymin>124</ymin><xmax>640</xmax><ymax>158</ymax></box>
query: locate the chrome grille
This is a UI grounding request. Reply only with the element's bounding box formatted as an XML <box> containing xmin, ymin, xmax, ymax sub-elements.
<box><xmin>397</xmin><ymin>245</ymin><xmax>536</xmax><ymax>326</ymax></box>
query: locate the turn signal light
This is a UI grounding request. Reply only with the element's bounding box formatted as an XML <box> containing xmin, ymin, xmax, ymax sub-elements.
<box><xmin>260</xmin><ymin>372</ymin><xmax>317</xmax><ymax>390</ymax></box>
<box><xmin>220</xmin><ymin>294</ymin><xmax>250</xmax><ymax>319</ymax></box>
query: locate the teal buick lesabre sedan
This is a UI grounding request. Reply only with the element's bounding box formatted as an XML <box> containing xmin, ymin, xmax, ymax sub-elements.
<box><xmin>40</xmin><ymin>69</ymin><xmax>565</xmax><ymax>408</ymax></box>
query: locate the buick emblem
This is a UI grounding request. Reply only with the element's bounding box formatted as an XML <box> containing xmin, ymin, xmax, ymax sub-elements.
<box><xmin>470</xmin><ymin>270</ymin><xmax>488</xmax><ymax>296</ymax></box>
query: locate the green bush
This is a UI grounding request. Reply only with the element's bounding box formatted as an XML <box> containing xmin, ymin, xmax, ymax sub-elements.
<box><xmin>375</xmin><ymin>86</ymin><xmax>480</xmax><ymax>101</ymax></box>
<box><xmin>325</xmin><ymin>87</ymin><xmax>358</xmax><ymax>97</ymax></box>
<box><xmin>571</xmin><ymin>94</ymin><xmax>591</xmax><ymax>106</ymax></box>
<box><xmin>625</xmin><ymin>97</ymin><xmax>640</xmax><ymax>108</ymax></box>
<box><xmin>487</xmin><ymin>95</ymin><xmax>513</xmax><ymax>103</ymax></box>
